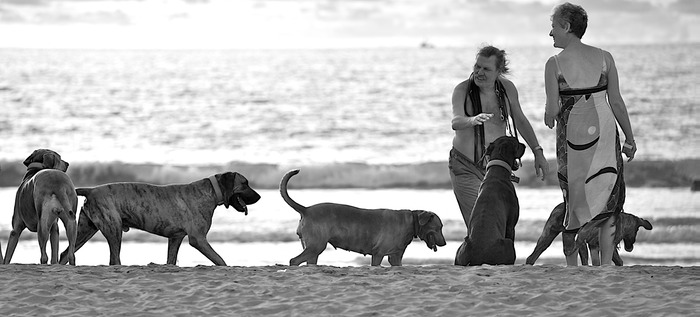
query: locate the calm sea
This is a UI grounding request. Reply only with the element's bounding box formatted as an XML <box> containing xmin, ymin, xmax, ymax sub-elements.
<box><xmin>0</xmin><ymin>44</ymin><xmax>697</xmax><ymax>165</ymax></box>
<box><xmin>0</xmin><ymin>44</ymin><xmax>698</xmax><ymax>266</ymax></box>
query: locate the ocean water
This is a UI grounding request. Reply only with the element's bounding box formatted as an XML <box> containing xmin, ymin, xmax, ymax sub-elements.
<box><xmin>0</xmin><ymin>44</ymin><xmax>698</xmax><ymax>266</ymax></box>
<box><xmin>0</xmin><ymin>44</ymin><xmax>698</xmax><ymax>166</ymax></box>
<box><xmin>0</xmin><ymin>187</ymin><xmax>697</xmax><ymax>266</ymax></box>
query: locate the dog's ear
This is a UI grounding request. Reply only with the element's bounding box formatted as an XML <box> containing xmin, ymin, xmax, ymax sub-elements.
<box><xmin>218</xmin><ymin>172</ymin><xmax>239</xmax><ymax>209</ymax></box>
<box><xmin>417</xmin><ymin>211</ymin><xmax>434</xmax><ymax>226</ymax></box>
<box><xmin>42</xmin><ymin>152</ymin><xmax>59</xmax><ymax>169</ymax></box>
<box><xmin>23</xmin><ymin>149</ymin><xmax>42</xmax><ymax>166</ymax></box>
<box><xmin>485</xmin><ymin>142</ymin><xmax>495</xmax><ymax>156</ymax></box>
<box><xmin>516</xmin><ymin>142</ymin><xmax>526</xmax><ymax>159</ymax></box>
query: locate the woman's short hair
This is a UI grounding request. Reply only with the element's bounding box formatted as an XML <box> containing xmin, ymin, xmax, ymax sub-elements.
<box><xmin>477</xmin><ymin>45</ymin><xmax>509</xmax><ymax>75</ymax></box>
<box><xmin>552</xmin><ymin>2</ymin><xmax>588</xmax><ymax>39</ymax></box>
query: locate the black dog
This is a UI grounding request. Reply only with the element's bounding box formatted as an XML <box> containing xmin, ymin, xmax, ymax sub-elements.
<box><xmin>455</xmin><ymin>136</ymin><xmax>525</xmax><ymax>266</ymax></box>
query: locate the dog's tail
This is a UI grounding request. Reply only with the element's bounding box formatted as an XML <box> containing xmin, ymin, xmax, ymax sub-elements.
<box><xmin>279</xmin><ymin>169</ymin><xmax>307</xmax><ymax>215</ymax></box>
<box><xmin>42</xmin><ymin>194</ymin><xmax>66</xmax><ymax>216</ymax></box>
<box><xmin>75</xmin><ymin>187</ymin><xmax>94</xmax><ymax>197</ymax></box>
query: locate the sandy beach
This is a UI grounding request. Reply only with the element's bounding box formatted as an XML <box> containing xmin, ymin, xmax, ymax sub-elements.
<box><xmin>0</xmin><ymin>264</ymin><xmax>697</xmax><ymax>316</ymax></box>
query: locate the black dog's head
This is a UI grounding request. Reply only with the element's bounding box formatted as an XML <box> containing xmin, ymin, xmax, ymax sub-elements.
<box><xmin>414</xmin><ymin>210</ymin><xmax>447</xmax><ymax>252</ymax></box>
<box><xmin>618</xmin><ymin>212</ymin><xmax>653</xmax><ymax>252</ymax></box>
<box><xmin>485</xmin><ymin>136</ymin><xmax>526</xmax><ymax>171</ymax></box>
<box><xmin>23</xmin><ymin>149</ymin><xmax>69</xmax><ymax>172</ymax></box>
<box><xmin>216</xmin><ymin>172</ymin><xmax>261</xmax><ymax>214</ymax></box>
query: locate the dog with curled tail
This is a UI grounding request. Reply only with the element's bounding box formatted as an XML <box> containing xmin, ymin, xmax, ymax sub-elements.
<box><xmin>3</xmin><ymin>149</ymin><xmax>78</xmax><ymax>265</ymax></box>
<box><xmin>280</xmin><ymin>169</ymin><xmax>446</xmax><ymax>266</ymax></box>
<box><xmin>455</xmin><ymin>136</ymin><xmax>525</xmax><ymax>266</ymax></box>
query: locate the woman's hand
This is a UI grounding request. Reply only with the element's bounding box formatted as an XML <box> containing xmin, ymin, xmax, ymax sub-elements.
<box><xmin>533</xmin><ymin>149</ymin><xmax>549</xmax><ymax>181</ymax></box>
<box><xmin>544</xmin><ymin>112</ymin><xmax>556</xmax><ymax>129</ymax></box>
<box><xmin>622</xmin><ymin>139</ymin><xmax>637</xmax><ymax>162</ymax></box>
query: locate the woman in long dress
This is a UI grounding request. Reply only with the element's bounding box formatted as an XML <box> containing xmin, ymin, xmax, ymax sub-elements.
<box><xmin>544</xmin><ymin>2</ymin><xmax>637</xmax><ymax>266</ymax></box>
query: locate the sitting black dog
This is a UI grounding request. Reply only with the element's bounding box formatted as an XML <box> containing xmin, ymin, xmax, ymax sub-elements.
<box><xmin>455</xmin><ymin>136</ymin><xmax>525</xmax><ymax>266</ymax></box>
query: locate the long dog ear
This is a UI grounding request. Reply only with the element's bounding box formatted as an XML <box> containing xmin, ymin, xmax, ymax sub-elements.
<box><xmin>218</xmin><ymin>172</ymin><xmax>238</xmax><ymax>209</ymax></box>
<box><xmin>418</xmin><ymin>211</ymin><xmax>434</xmax><ymax>226</ymax></box>
<box><xmin>485</xmin><ymin>142</ymin><xmax>495</xmax><ymax>156</ymax></box>
<box><xmin>23</xmin><ymin>149</ymin><xmax>41</xmax><ymax>166</ymax></box>
<box><xmin>42</xmin><ymin>152</ymin><xmax>58</xmax><ymax>169</ymax></box>
<box><xmin>516</xmin><ymin>142</ymin><xmax>526</xmax><ymax>159</ymax></box>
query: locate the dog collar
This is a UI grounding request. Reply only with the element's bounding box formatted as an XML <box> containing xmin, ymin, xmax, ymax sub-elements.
<box><xmin>412</xmin><ymin>212</ymin><xmax>420</xmax><ymax>239</ymax></box>
<box><xmin>208</xmin><ymin>175</ymin><xmax>224</xmax><ymax>205</ymax></box>
<box><xmin>486</xmin><ymin>160</ymin><xmax>512</xmax><ymax>172</ymax></box>
<box><xmin>486</xmin><ymin>160</ymin><xmax>520</xmax><ymax>183</ymax></box>
<box><xmin>27</xmin><ymin>162</ymin><xmax>44</xmax><ymax>170</ymax></box>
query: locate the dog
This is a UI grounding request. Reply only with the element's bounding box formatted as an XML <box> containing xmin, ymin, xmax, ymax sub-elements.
<box><xmin>526</xmin><ymin>202</ymin><xmax>653</xmax><ymax>266</ymax></box>
<box><xmin>3</xmin><ymin>149</ymin><xmax>78</xmax><ymax>265</ymax></box>
<box><xmin>58</xmin><ymin>172</ymin><xmax>260</xmax><ymax>266</ymax></box>
<box><xmin>280</xmin><ymin>169</ymin><xmax>446</xmax><ymax>266</ymax></box>
<box><xmin>455</xmin><ymin>136</ymin><xmax>525</xmax><ymax>266</ymax></box>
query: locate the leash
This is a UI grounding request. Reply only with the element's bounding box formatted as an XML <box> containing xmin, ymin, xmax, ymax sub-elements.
<box><xmin>208</xmin><ymin>175</ymin><xmax>225</xmax><ymax>205</ymax></box>
<box><xmin>496</xmin><ymin>79</ymin><xmax>522</xmax><ymax>169</ymax></box>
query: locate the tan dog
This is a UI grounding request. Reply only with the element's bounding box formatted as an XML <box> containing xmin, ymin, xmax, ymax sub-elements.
<box><xmin>455</xmin><ymin>136</ymin><xmax>525</xmax><ymax>266</ymax></box>
<box><xmin>280</xmin><ymin>169</ymin><xmax>446</xmax><ymax>266</ymax></box>
<box><xmin>4</xmin><ymin>149</ymin><xmax>78</xmax><ymax>265</ymax></box>
<box><xmin>58</xmin><ymin>172</ymin><xmax>261</xmax><ymax>266</ymax></box>
<box><xmin>526</xmin><ymin>202</ymin><xmax>653</xmax><ymax>266</ymax></box>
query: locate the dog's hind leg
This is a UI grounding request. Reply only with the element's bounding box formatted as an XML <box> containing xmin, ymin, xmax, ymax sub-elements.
<box><xmin>188</xmin><ymin>235</ymin><xmax>226</xmax><ymax>266</ymax></box>
<box><xmin>97</xmin><ymin>220</ymin><xmax>124</xmax><ymax>265</ymax></box>
<box><xmin>589</xmin><ymin>245</ymin><xmax>601</xmax><ymax>266</ymax></box>
<box><xmin>526</xmin><ymin>228</ymin><xmax>560</xmax><ymax>265</ymax></box>
<box><xmin>60</xmin><ymin>210</ymin><xmax>97</xmax><ymax>265</ymax></box>
<box><xmin>49</xmin><ymin>222</ymin><xmax>59</xmax><ymax>264</ymax></box>
<box><xmin>371</xmin><ymin>254</ymin><xmax>385</xmax><ymax>266</ymax></box>
<box><xmin>36</xmin><ymin>218</ymin><xmax>55</xmax><ymax>264</ymax></box>
<box><xmin>454</xmin><ymin>238</ymin><xmax>471</xmax><ymax>266</ymax></box>
<box><xmin>167</xmin><ymin>235</ymin><xmax>185</xmax><ymax>265</ymax></box>
<box><xmin>612</xmin><ymin>249</ymin><xmax>623</xmax><ymax>266</ymax></box>
<box><xmin>562</xmin><ymin>231</ymin><xmax>589</xmax><ymax>265</ymax></box>
<box><xmin>527</xmin><ymin>203</ymin><xmax>566</xmax><ymax>265</ymax></box>
<box><xmin>499</xmin><ymin>238</ymin><xmax>516</xmax><ymax>265</ymax></box>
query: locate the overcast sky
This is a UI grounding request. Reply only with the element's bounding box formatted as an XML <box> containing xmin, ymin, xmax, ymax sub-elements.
<box><xmin>0</xmin><ymin>0</ymin><xmax>697</xmax><ymax>49</ymax></box>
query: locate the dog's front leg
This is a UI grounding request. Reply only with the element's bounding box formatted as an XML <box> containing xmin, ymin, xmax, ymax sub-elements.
<box><xmin>3</xmin><ymin>224</ymin><xmax>25</xmax><ymax>264</ymax></box>
<box><xmin>589</xmin><ymin>246</ymin><xmax>601</xmax><ymax>266</ymax></box>
<box><xmin>167</xmin><ymin>236</ymin><xmax>185</xmax><ymax>265</ymax></box>
<box><xmin>562</xmin><ymin>231</ymin><xmax>589</xmax><ymax>265</ymax></box>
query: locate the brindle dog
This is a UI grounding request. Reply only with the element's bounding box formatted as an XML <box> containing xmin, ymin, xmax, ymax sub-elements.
<box><xmin>58</xmin><ymin>172</ymin><xmax>260</xmax><ymax>265</ymax></box>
